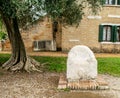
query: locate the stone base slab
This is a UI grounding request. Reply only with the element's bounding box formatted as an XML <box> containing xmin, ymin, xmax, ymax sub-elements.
<box><xmin>58</xmin><ymin>75</ymin><xmax>109</xmax><ymax>90</ymax></box>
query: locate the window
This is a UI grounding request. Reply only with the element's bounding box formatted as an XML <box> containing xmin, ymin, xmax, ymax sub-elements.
<box><xmin>103</xmin><ymin>25</ymin><xmax>112</xmax><ymax>41</ymax></box>
<box><xmin>99</xmin><ymin>24</ymin><xmax>119</xmax><ymax>42</ymax></box>
<box><xmin>105</xmin><ymin>0</ymin><xmax>120</xmax><ymax>5</ymax></box>
<box><xmin>105</xmin><ymin>0</ymin><xmax>115</xmax><ymax>5</ymax></box>
<box><xmin>33</xmin><ymin>40</ymin><xmax>55</xmax><ymax>51</ymax></box>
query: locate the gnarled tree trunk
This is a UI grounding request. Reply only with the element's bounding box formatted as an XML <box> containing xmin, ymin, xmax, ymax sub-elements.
<box><xmin>1</xmin><ymin>14</ymin><xmax>41</xmax><ymax>72</ymax></box>
<box><xmin>52</xmin><ymin>19</ymin><xmax>62</xmax><ymax>51</ymax></box>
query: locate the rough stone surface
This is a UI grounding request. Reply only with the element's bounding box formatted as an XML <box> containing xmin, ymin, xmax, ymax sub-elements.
<box><xmin>67</xmin><ymin>45</ymin><xmax>97</xmax><ymax>81</ymax></box>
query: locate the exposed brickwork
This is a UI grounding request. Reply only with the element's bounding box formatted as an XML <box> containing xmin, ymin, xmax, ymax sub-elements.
<box><xmin>21</xmin><ymin>17</ymin><xmax>53</xmax><ymax>51</ymax></box>
<box><xmin>58</xmin><ymin>75</ymin><xmax>109</xmax><ymax>90</ymax></box>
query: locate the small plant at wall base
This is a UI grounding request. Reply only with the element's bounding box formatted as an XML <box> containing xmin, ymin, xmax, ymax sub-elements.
<box><xmin>0</xmin><ymin>31</ymin><xmax>7</xmax><ymax>51</ymax></box>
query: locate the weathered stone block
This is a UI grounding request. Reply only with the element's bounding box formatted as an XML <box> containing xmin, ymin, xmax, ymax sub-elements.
<box><xmin>67</xmin><ymin>45</ymin><xmax>97</xmax><ymax>81</ymax></box>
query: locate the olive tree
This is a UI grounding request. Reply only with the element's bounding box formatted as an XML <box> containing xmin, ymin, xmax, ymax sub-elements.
<box><xmin>0</xmin><ymin>0</ymin><xmax>42</xmax><ymax>72</ymax></box>
<box><xmin>0</xmin><ymin>0</ymin><xmax>103</xmax><ymax>72</ymax></box>
<box><xmin>44</xmin><ymin>0</ymin><xmax>104</xmax><ymax>50</ymax></box>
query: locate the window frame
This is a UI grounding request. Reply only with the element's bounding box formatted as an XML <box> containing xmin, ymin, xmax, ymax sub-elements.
<box><xmin>104</xmin><ymin>0</ymin><xmax>120</xmax><ymax>5</ymax></box>
<box><xmin>99</xmin><ymin>25</ymin><xmax>113</xmax><ymax>42</ymax></box>
<box><xmin>98</xmin><ymin>24</ymin><xmax>120</xmax><ymax>43</ymax></box>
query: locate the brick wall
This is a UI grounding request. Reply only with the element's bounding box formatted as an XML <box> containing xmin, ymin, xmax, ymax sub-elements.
<box><xmin>21</xmin><ymin>17</ymin><xmax>53</xmax><ymax>51</ymax></box>
<box><xmin>2</xmin><ymin>6</ymin><xmax>120</xmax><ymax>53</ymax></box>
<box><xmin>62</xmin><ymin>6</ymin><xmax>120</xmax><ymax>52</ymax></box>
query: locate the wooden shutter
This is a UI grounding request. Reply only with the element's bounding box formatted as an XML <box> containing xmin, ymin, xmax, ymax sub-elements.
<box><xmin>111</xmin><ymin>26</ymin><xmax>114</xmax><ymax>42</ymax></box>
<box><xmin>98</xmin><ymin>25</ymin><xmax>103</xmax><ymax>42</ymax></box>
<box><xmin>112</xmin><ymin>0</ymin><xmax>115</xmax><ymax>4</ymax></box>
<box><xmin>33</xmin><ymin>41</ymin><xmax>38</xmax><ymax>49</ymax></box>
<box><xmin>111</xmin><ymin>26</ymin><xmax>117</xmax><ymax>42</ymax></box>
<box><xmin>113</xmin><ymin>26</ymin><xmax>117</xmax><ymax>42</ymax></box>
<box><xmin>117</xmin><ymin>0</ymin><xmax>120</xmax><ymax>5</ymax></box>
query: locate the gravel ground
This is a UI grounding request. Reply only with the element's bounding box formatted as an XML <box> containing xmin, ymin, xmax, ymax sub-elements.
<box><xmin>0</xmin><ymin>70</ymin><xmax>120</xmax><ymax>98</ymax></box>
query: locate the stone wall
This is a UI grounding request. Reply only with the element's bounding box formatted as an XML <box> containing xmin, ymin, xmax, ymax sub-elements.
<box><xmin>21</xmin><ymin>17</ymin><xmax>53</xmax><ymax>51</ymax></box>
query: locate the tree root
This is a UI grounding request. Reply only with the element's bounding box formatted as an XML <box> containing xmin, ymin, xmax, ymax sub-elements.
<box><xmin>2</xmin><ymin>57</ymin><xmax>14</xmax><ymax>70</ymax></box>
<box><xmin>24</xmin><ymin>56</ymin><xmax>43</xmax><ymax>73</ymax></box>
<box><xmin>2</xmin><ymin>56</ymin><xmax>43</xmax><ymax>73</ymax></box>
<box><xmin>10</xmin><ymin>61</ymin><xmax>24</xmax><ymax>72</ymax></box>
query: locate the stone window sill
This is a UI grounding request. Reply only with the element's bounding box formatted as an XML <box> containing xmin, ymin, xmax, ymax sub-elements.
<box><xmin>100</xmin><ymin>42</ymin><xmax>113</xmax><ymax>44</ymax></box>
<box><xmin>100</xmin><ymin>42</ymin><xmax>120</xmax><ymax>44</ymax></box>
<box><xmin>114</xmin><ymin>42</ymin><xmax>120</xmax><ymax>44</ymax></box>
<box><xmin>103</xmin><ymin>5</ymin><xmax>120</xmax><ymax>7</ymax></box>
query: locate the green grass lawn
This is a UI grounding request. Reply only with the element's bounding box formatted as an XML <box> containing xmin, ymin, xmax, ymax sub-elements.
<box><xmin>0</xmin><ymin>54</ymin><xmax>120</xmax><ymax>77</ymax></box>
<box><xmin>97</xmin><ymin>57</ymin><xmax>120</xmax><ymax>77</ymax></box>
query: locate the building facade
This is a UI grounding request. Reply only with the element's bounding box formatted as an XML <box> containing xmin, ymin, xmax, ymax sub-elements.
<box><xmin>2</xmin><ymin>0</ymin><xmax>120</xmax><ymax>53</ymax></box>
<box><xmin>62</xmin><ymin>0</ymin><xmax>120</xmax><ymax>53</ymax></box>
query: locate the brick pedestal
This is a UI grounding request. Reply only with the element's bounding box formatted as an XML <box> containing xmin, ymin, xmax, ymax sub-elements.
<box><xmin>58</xmin><ymin>75</ymin><xmax>109</xmax><ymax>90</ymax></box>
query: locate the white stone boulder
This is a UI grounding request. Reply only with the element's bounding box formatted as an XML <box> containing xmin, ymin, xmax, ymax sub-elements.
<box><xmin>67</xmin><ymin>45</ymin><xmax>97</xmax><ymax>81</ymax></box>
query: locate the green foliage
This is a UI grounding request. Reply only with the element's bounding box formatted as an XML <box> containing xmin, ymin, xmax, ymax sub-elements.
<box><xmin>44</xmin><ymin>0</ymin><xmax>82</xmax><ymax>25</ymax></box>
<box><xmin>0</xmin><ymin>17</ymin><xmax>3</xmax><ymax>30</ymax></box>
<box><xmin>85</xmin><ymin>0</ymin><xmax>105</xmax><ymax>14</ymax></box>
<box><xmin>0</xmin><ymin>0</ymin><xmax>103</xmax><ymax>28</ymax></box>
<box><xmin>0</xmin><ymin>31</ymin><xmax>7</xmax><ymax>40</ymax></box>
<box><xmin>0</xmin><ymin>54</ymin><xmax>11</xmax><ymax>65</ymax></box>
<box><xmin>0</xmin><ymin>0</ymin><xmax>43</xmax><ymax>27</ymax></box>
<box><xmin>0</xmin><ymin>0</ymin><xmax>15</xmax><ymax>17</ymax></box>
<box><xmin>44</xmin><ymin>0</ymin><xmax>103</xmax><ymax>25</ymax></box>
<box><xmin>0</xmin><ymin>16</ymin><xmax>7</xmax><ymax>40</ymax></box>
<box><xmin>16</xmin><ymin>0</ymin><xmax>44</xmax><ymax>27</ymax></box>
<box><xmin>0</xmin><ymin>0</ymin><xmax>42</xmax><ymax>17</ymax></box>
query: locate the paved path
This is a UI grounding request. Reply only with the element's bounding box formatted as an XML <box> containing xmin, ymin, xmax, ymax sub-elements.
<box><xmin>1</xmin><ymin>51</ymin><xmax>120</xmax><ymax>57</ymax></box>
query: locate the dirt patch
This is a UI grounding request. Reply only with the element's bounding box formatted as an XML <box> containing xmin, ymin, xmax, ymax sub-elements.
<box><xmin>0</xmin><ymin>68</ymin><xmax>120</xmax><ymax>98</ymax></box>
<box><xmin>0</xmin><ymin>69</ymin><xmax>60</xmax><ymax>98</ymax></box>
